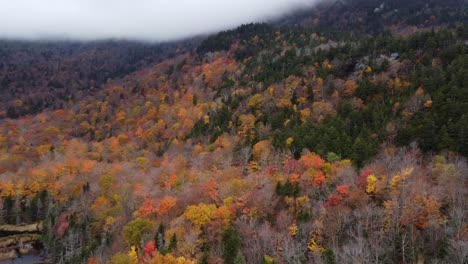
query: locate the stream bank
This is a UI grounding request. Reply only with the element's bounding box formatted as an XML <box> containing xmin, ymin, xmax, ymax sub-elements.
<box><xmin>0</xmin><ymin>224</ymin><xmax>44</xmax><ymax>262</ymax></box>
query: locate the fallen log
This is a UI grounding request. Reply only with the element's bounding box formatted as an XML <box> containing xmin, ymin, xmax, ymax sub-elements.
<box><xmin>0</xmin><ymin>249</ymin><xmax>16</xmax><ymax>261</ymax></box>
<box><xmin>0</xmin><ymin>234</ymin><xmax>41</xmax><ymax>248</ymax></box>
<box><xmin>0</xmin><ymin>222</ymin><xmax>43</xmax><ymax>233</ymax></box>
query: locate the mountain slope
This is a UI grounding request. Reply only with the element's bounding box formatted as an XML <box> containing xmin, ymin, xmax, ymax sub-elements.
<box><xmin>0</xmin><ymin>1</ymin><xmax>467</xmax><ymax>263</ymax></box>
<box><xmin>0</xmin><ymin>40</ymin><xmax>198</xmax><ymax>118</ymax></box>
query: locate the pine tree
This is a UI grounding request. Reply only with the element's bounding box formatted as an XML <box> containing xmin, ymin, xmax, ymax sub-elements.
<box><xmin>234</xmin><ymin>252</ymin><xmax>247</xmax><ymax>264</ymax></box>
<box><xmin>36</xmin><ymin>197</ymin><xmax>44</xmax><ymax>221</ymax></box>
<box><xmin>13</xmin><ymin>195</ymin><xmax>21</xmax><ymax>225</ymax></box>
<box><xmin>155</xmin><ymin>223</ymin><xmax>166</xmax><ymax>254</ymax></box>
<box><xmin>199</xmin><ymin>252</ymin><xmax>209</xmax><ymax>264</ymax></box>
<box><xmin>4</xmin><ymin>196</ymin><xmax>13</xmax><ymax>224</ymax></box>
<box><xmin>283</xmin><ymin>179</ymin><xmax>293</xmax><ymax>196</ymax></box>
<box><xmin>168</xmin><ymin>233</ymin><xmax>177</xmax><ymax>252</ymax></box>
<box><xmin>275</xmin><ymin>182</ymin><xmax>283</xmax><ymax>196</ymax></box>
<box><xmin>292</xmin><ymin>182</ymin><xmax>300</xmax><ymax>198</ymax></box>
<box><xmin>222</xmin><ymin>226</ymin><xmax>241</xmax><ymax>264</ymax></box>
<box><xmin>0</xmin><ymin>199</ymin><xmax>5</xmax><ymax>225</ymax></box>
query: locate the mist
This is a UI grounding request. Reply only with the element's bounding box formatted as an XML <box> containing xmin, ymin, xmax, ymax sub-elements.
<box><xmin>0</xmin><ymin>0</ymin><xmax>321</xmax><ymax>42</ymax></box>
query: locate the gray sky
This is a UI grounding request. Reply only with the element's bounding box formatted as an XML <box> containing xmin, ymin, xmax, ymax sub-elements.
<box><xmin>0</xmin><ymin>0</ymin><xmax>320</xmax><ymax>42</ymax></box>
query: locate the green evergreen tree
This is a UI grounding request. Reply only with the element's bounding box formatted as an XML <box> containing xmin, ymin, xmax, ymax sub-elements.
<box><xmin>168</xmin><ymin>233</ymin><xmax>178</xmax><ymax>252</ymax></box>
<box><xmin>155</xmin><ymin>223</ymin><xmax>166</xmax><ymax>254</ymax></box>
<box><xmin>275</xmin><ymin>182</ymin><xmax>283</xmax><ymax>196</ymax></box>
<box><xmin>222</xmin><ymin>226</ymin><xmax>241</xmax><ymax>264</ymax></box>
<box><xmin>234</xmin><ymin>252</ymin><xmax>247</xmax><ymax>264</ymax></box>
<box><xmin>282</xmin><ymin>179</ymin><xmax>293</xmax><ymax>196</ymax></box>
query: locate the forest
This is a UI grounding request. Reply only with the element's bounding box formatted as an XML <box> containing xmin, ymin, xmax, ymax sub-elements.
<box><xmin>0</xmin><ymin>40</ymin><xmax>198</xmax><ymax>118</ymax></box>
<box><xmin>0</xmin><ymin>0</ymin><xmax>467</xmax><ymax>263</ymax></box>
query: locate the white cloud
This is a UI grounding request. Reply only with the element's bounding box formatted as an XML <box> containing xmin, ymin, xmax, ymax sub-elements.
<box><xmin>0</xmin><ymin>0</ymin><xmax>320</xmax><ymax>41</ymax></box>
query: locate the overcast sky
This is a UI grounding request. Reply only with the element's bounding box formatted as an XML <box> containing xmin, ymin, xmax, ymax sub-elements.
<box><xmin>0</xmin><ymin>0</ymin><xmax>320</xmax><ymax>42</ymax></box>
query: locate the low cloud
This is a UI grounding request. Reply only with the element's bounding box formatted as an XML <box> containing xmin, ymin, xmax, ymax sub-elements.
<box><xmin>0</xmin><ymin>0</ymin><xmax>320</xmax><ymax>42</ymax></box>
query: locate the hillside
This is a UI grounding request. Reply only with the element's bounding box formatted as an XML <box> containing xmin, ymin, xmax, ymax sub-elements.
<box><xmin>283</xmin><ymin>0</ymin><xmax>467</xmax><ymax>33</ymax></box>
<box><xmin>0</xmin><ymin>0</ymin><xmax>467</xmax><ymax>263</ymax></box>
<box><xmin>0</xmin><ymin>40</ymin><xmax>197</xmax><ymax>118</ymax></box>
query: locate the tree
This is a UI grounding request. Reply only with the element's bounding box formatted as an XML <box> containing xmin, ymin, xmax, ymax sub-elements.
<box><xmin>203</xmin><ymin>180</ymin><xmax>219</xmax><ymax>202</ymax></box>
<box><xmin>0</xmin><ymin>199</ymin><xmax>5</xmax><ymax>225</ymax></box>
<box><xmin>313</xmin><ymin>172</ymin><xmax>326</xmax><ymax>187</ymax></box>
<box><xmin>252</xmin><ymin>140</ymin><xmax>273</xmax><ymax>166</ymax></box>
<box><xmin>183</xmin><ymin>203</ymin><xmax>217</xmax><ymax>227</ymax></box>
<box><xmin>108</xmin><ymin>253</ymin><xmax>133</xmax><ymax>264</ymax></box>
<box><xmin>137</xmin><ymin>198</ymin><xmax>157</xmax><ymax>218</ymax></box>
<box><xmin>13</xmin><ymin>195</ymin><xmax>21</xmax><ymax>225</ymax></box>
<box><xmin>128</xmin><ymin>246</ymin><xmax>138</xmax><ymax>264</ymax></box>
<box><xmin>148</xmin><ymin>253</ymin><xmax>196</xmax><ymax>264</ymax></box>
<box><xmin>336</xmin><ymin>185</ymin><xmax>349</xmax><ymax>196</ymax></box>
<box><xmin>343</xmin><ymin>80</ymin><xmax>358</xmax><ymax>97</ymax></box>
<box><xmin>247</xmin><ymin>94</ymin><xmax>265</xmax><ymax>110</ymax></box>
<box><xmin>168</xmin><ymin>233</ymin><xmax>177</xmax><ymax>252</ymax></box>
<box><xmin>276</xmin><ymin>178</ymin><xmax>300</xmax><ymax>197</ymax></box>
<box><xmin>366</xmin><ymin>175</ymin><xmax>377</xmax><ymax>194</ymax></box>
<box><xmin>144</xmin><ymin>241</ymin><xmax>156</xmax><ymax>257</ymax></box>
<box><xmin>155</xmin><ymin>196</ymin><xmax>177</xmax><ymax>217</ymax></box>
<box><xmin>155</xmin><ymin>223</ymin><xmax>166</xmax><ymax>254</ymax></box>
<box><xmin>123</xmin><ymin>218</ymin><xmax>154</xmax><ymax>248</ymax></box>
<box><xmin>300</xmin><ymin>153</ymin><xmax>325</xmax><ymax>170</ymax></box>
<box><xmin>99</xmin><ymin>174</ymin><xmax>115</xmax><ymax>197</ymax></box>
<box><xmin>234</xmin><ymin>253</ymin><xmax>247</xmax><ymax>264</ymax></box>
<box><xmin>222</xmin><ymin>226</ymin><xmax>241</xmax><ymax>264</ymax></box>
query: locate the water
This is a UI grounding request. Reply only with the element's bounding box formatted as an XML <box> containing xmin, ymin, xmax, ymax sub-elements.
<box><xmin>0</xmin><ymin>255</ymin><xmax>43</xmax><ymax>264</ymax></box>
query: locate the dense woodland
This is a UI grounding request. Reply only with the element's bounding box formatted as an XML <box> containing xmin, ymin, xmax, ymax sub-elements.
<box><xmin>0</xmin><ymin>40</ymin><xmax>197</xmax><ymax>118</ymax></box>
<box><xmin>0</xmin><ymin>0</ymin><xmax>467</xmax><ymax>263</ymax></box>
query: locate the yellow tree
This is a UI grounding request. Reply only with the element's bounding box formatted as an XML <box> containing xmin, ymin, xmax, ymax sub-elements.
<box><xmin>183</xmin><ymin>203</ymin><xmax>217</xmax><ymax>227</ymax></box>
<box><xmin>366</xmin><ymin>175</ymin><xmax>377</xmax><ymax>194</ymax></box>
<box><xmin>343</xmin><ymin>80</ymin><xmax>358</xmax><ymax>97</ymax></box>
<box><xmin>123</xmin><ymin>218</ymin><xmax>154</xmax><ymax>248</ymax></box>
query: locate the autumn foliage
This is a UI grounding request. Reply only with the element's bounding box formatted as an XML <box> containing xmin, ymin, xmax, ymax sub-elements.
<box><xmin>0</xmin><ymin>3</ymin><xmax>466</xmax><ymax>263</ymax></box>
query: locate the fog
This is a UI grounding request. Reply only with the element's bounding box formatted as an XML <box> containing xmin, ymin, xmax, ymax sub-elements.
<box><xmin>0</xmin><ymin>0</ymin><xmax>321</xmax><ymax>42</ymax></box>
